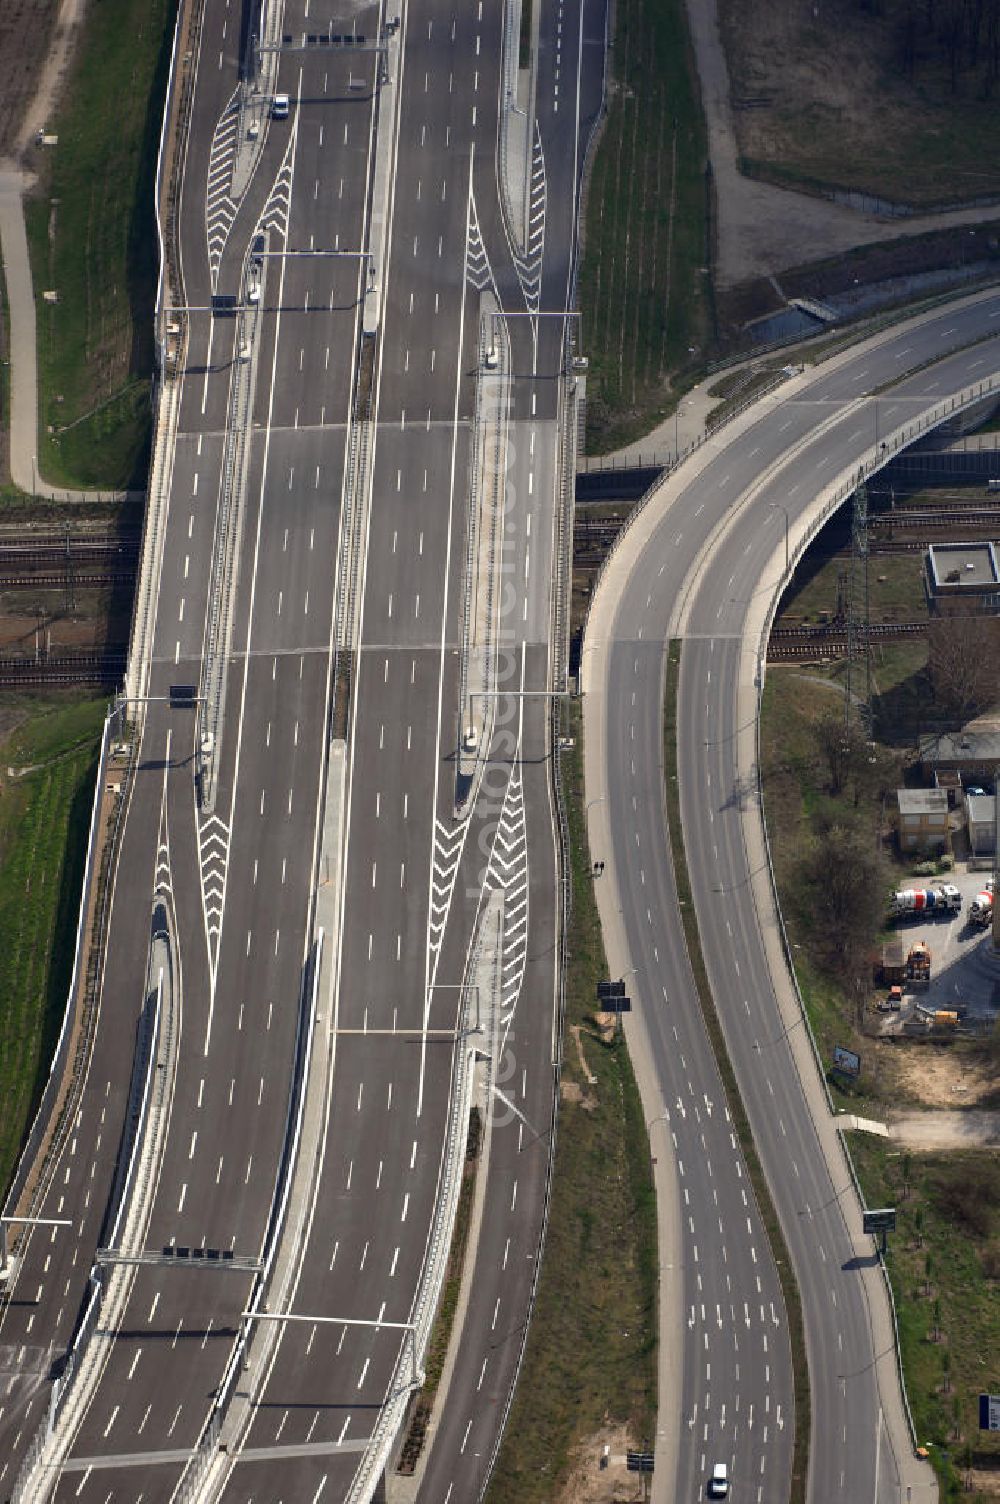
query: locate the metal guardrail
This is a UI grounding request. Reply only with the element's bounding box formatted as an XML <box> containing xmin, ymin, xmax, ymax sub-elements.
<box><xmin>12</xmin><ymin>947</ymin><xmax>166</xmax><ymax>1501</ymax></box>
<box><xmin>127</xmin><ymin>339</ymin><xmax>186</xmax><ymax>704</ymax></box>
<box><xmin>705</xmin><ymin>275</ymin><xmax>1000</xmax><ymax>381</ymax></box>
<box><xmin>129</xmin><ymin>0</ymin><xmax>205</xmax><ymax>704</ymax></box>
<box><xmin>199</xmin><ymin>306</ymin><xmax>258</xmax><ymax>802</ymax></box>
<box><xmin>335</xmin><ymin>413</ymin><xmax>363</xmax><ymax>657</ymax></box>
<box><xmin>746</xmin><ymin>375</ymin><xmax>1000</xmax><ymax>1454</ymax></box>
<box><xmin>478</xmin><ymin>695</ymin><xmax>572</xmax><ymax>1500</ymax></box>
<box><xmin>498</xmin><ymin>0</ymin><xmax>524</xmax><ymax>251</ymax></box>
<box><xmin>344</xmin><ymin>987</ymin><xmax>478</xmax><ymax>1504</ymax></box>
<box><xmin>2</xmin><ymin>713</ymin><xmax>124</xmax><ymax>1233</ymax></box>
<box><xmin>551</xmin><ymin>339</ymin><xmax>579</xmax><ymax>689</ymax></box>
<box><xmin>175</xmin><ymin>930</ymin><xmax>324</xmax><ymax>1500</ymax></box>
<box><xmin>578</xmin><ymin>388</ymin><xmax>756</xmax><ymax>631</ymax></box>
<box><xmin>152</xmin><ymin>0</ymin><xmax>186</xmax><ymax>344</ymax></box>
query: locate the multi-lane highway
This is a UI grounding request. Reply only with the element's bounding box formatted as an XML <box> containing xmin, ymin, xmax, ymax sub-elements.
<box><xmin>3</xmin><ymin>0</ymin><xmax>376</xmax><ymax>1492</ymax></box>
<box><xmin>5</xmin><ymin>0</ymin><xmax>994</xmax><ymax>1499</ymax></box>
<box><xmin>586</xmin><ymin>292</ymin><xmax>1000</xmax><ymax>1502</ymax></box>
<box><xmin>1</xmin><ymin>0</ymin><xmax>602</xmax><ymax>1500</ymax></box>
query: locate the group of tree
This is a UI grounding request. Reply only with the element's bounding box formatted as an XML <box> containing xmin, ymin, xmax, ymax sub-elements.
<box><xmin>792</xmin><ymin>709</ymin><xmax>900</xmax><ymax>982</ymax></box>
<box><xmin>927</xmin><ymin>612</ymin><xmax>1000</xmax><ymax>720</ymax></box>
<box><xmin>882</xmin><ymin>0</ymin><xmax>1000</xmax><ymax>94</ymax></box>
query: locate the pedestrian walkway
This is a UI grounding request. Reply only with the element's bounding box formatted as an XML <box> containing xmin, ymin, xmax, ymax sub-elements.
<box><xmin>578</xmin><ymin>361</ymin><xmax>753</xmax><ymax>473</ymax></box>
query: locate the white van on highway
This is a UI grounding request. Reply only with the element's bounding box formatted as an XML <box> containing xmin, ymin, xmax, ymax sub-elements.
<box><xmin>708</xmin><ymin>1461</ymin><xmax>729</xmax><ymax>1497</ymax></box>
<box><xmin>271</xmin><ymin>93</ymin><xmax>289</xmax><ymax>119</ymax></box>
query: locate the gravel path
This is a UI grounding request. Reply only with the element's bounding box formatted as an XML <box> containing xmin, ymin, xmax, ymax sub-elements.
<box><xmin>889</xmin><ymin>1110</ymin><xmax>1000</xmax><ymax>1151</ymax></box>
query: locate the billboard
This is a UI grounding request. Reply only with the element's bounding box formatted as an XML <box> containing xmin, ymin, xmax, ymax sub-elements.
<box><xmin>862</xmin><ymin>1208</ymin><xmax>897</xmax><ymax>1235</ymax></box>
<box><xmin>833</xmin><ymin>1045</ymin><xmax>861</xmax><ymax>1078</ymax></box>
<box><xmin>980</xmin><ymin>1395</ymin><xmax>1000</xmax><ymax>1432</ymax></box>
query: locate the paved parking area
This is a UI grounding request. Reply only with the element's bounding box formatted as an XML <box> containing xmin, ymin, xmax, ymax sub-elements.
<box><xmin>884</xmin><ymin>867</ymin><xmax>998</xmax><ymax>1027</ymax></box>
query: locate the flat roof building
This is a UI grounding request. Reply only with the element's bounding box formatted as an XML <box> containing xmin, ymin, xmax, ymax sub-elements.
<box><xmin>920</xmin><ymin>724</ymin><xmax>1000</xmax><ymax>775</ymax></box>
<box><xmin>926</xmin><ymin>542</ymin><xmax>1000</xmax><ymax>614</ymax></box>
<box><xmin>967</xmin><ymin>793</ymin><xmax>996</xmax><ymax>860</ymax></box>
<box><xmin>896</xmin><ymin>787</ymin><xmax>950</xmax><ymax>852</ymax></box>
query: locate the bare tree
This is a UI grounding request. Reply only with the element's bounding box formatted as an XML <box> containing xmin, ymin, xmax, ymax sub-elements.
<box><xmin>813</xmin><ymin>710</ymin><xmax>899</xmax><ymax>805</ymax></box>
<box><xmin>927</xmin><ymin>612</ymin><xmax>1000</xmax><ymax>720</ymax></box>
<box><xmin>940</xmin><ymin>0</ymin><xmax>966</xmax><ymax>89</ymax></box>
<box><xmin>985</xmin><ymin>0</ymin><xmax>1000</xmax><ymax>90</ymax></box>
<box><xmin>798</xmin><ymin>822</ymin><xmax>886</xmax><ymax>976</ymax></box>
<box><xmin>896</xmin><ymin>8</ymin><xmax>920</xmax><ymax>74</ymax></box>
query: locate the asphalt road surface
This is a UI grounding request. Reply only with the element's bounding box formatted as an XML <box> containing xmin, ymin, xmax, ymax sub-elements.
<box><xmin>590</xmin><ymin>293</ymin><xmax>1000</xmax><ymax>1502</ymax></box>
<box><xmin>1</xmin><ymin>0</ymin><xmax>601</xmax><ymax>1501</ymax></box>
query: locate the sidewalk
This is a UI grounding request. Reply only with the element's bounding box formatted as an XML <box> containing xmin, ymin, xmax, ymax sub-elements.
<box><xmin>578</xmin><ymin>363</ymin><xmax>751</xmax><ymax>472</ymax></box>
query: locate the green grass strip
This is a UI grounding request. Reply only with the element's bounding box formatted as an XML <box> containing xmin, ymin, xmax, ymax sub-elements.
<box><xmin>664</xmin><ymin>641</ymin><xmax>810</xmax><ymax>1504</ymax></box>
<box><xmin>519</xmin><ymin>0</ymin><xmax>533</xmax><ymax>69</ymax></box>
<box><xmin>396</xmin><ymin>1110</ymin><xmax>481</xmax><ymax>1475</ymax></box>
<box><xmin>486</xmin><ymin>702</ymin><xmax>657</xmax><ymax>1502</ymax></box>
<box><xmin>846</xmin><ymin>1136</ymin><xmax>1000</xmax><ymax>1494</ymax></box>
<box><xmin>25</xmin><ymin>0</ymin><xmax>176</xmax><ymax>490</ymax></box>
<box><xmin>0</xmin><ymin>696</ymin><xmax>106</xmax><ymax>1201</ymax></box>
<box><xmin>578</xmin><ymin>0</ymin><xmax>712</xmax><ymax>454</ymax></box>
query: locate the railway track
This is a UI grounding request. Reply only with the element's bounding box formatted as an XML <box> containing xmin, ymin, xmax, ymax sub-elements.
<box><xmin>767</xmin><ymin>619</ymin><xmax>927</xmax><ymax>661</ymax></box>
<box><xmin>869</xmin><ymin>504</ymin><xmax>1000</xmax><ymax>530</ymax></box>
<box><xmin>0</xmin><ymin>572</ymin><xmax>135</xmax><ymax>591</ymax></box>
<box><xmin>0</xmin><ymin>652</ymin><xmax>126</xmax><ymax>687</ymax></box>
<box><xmin>575</xmin><ymin>517</ymin><xmax>1000</xmax><ymax>573</ymax></box>
<box><xmin>0</xmin><ymin>531</ymin><xmax>138</xmax><ymax>552</ymax></box>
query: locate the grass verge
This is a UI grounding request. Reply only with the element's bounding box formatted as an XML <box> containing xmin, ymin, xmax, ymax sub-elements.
<box><xmin>664</xmin><ymin>641</ymin><xmax>810</xmax><ymax>1504</ymax></box>
<box><xmin>519</xmin><ymin>0</ymin><xmax>533</xmax><ymax>69</ymax></box>
<box><xmin>397</xmin><ymin>1109</ymin><xmax>482</xmax><ymax>1474</ymax></box>
<box><xmin>25</xmin><ymin>0</ymin><xmax>176</xmax><ymax>491</ymax></box>
<box><xmin>847</xmin><ymin>1135</ymin><xmax>1000</xmax><ymax>1501</ymax></box>
<box><xmin>0</xmin><ymin>694</ymin><xmax>106</xmax><ymax>1201</ymax></box>
<box><xmin>486</xmin><ymin>702</ymin><xmax>657</xmax><ymax>1502</ymax></box>
<box><xmin>0</xmin><ymin>246</ymin><xmax>10</xmax><ymax>485</ymax></box>
<box><xmin>578</xmin><ymin>0</ymin><xmax>711</xmax><ymax>454</ymax></box>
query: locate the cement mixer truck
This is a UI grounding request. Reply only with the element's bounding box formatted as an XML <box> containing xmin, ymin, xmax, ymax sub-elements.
<box><xmin>969</xmin><ymin>888</ymin><xmax>995</xmax><ymax>927</ymax></box>
<box><xmin>890</xmin><ymin>885</ymin><xmax>961</xmax><ymax>919</ymax></box>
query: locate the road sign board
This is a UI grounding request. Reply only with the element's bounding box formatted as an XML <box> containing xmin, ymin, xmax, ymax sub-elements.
<box><xmin>601</xmin><ymin>996</ymin><xmax>632</xmax><ymax>1014</ymax></box>
<box><xmin>626</xmin><ymin>1451</ymin><xmax>654</xmax><ymax>1473</ymax></box>
<box><xmin>597</xmin><ymin>979</ymin><xmax>626</xmax><ymax>1001</ymax></box>
<box><xmin>833</xmin><ymin>1044</ymin><xmax>860</xmax><ymax>1077</ymax></box>
<box><xmin>980</xmin><ymin>1394</ymin><xmax>1000</xmax><ymax>1431</ymax></box>
<box><xmin>862</xmin><ymin>1208</ymin><xmax>896</xmax><ymax>1235</ymax></box>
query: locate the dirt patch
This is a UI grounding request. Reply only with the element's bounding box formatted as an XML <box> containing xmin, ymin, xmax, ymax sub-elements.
<box><xmin>890</xmin><ymin>1045</ymin><xmax>999</xmax><ymax>1109</ymax></box>
<box><xmin>0</xmin><ymin>595</ymin><xmax>131</xmax><ymax>655</ymax></box>
<box><xmin>970</xmin><ymin>1464</ymin><xmax>1000</xmax><ymax>1499</ymax></box>
<box><xmin>0</xmin><ymin>0</ymin><xmax>65</xmax><ymax>159</ymax></box>
<box><xmin>718</xmin><ymin>0</ymin><xmax>1000</xmax><ymax>208</ymax></box>
<box><xmin>555</xmin><ymin>1424</ymin><xmax>648</xmax><ymax>1504</ymax></box>
<box><xmin>889</xmin><ymin>1109</ymin><xmax>1000</xmax><ymax>1151</ymax></box>
<box><xmin>687</xmin><ymin>0</ymin><xmax>1000</xmax><ymax>289</ymax></box>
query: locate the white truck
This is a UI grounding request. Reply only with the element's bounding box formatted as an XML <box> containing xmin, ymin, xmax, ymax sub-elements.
<box><xmin>969</xmin><ymin>884</ymin><xmax>995</xmax><ymax>927</ymax></box>
<box><xmin>890</xmin><ymin>884</ymin><xmax>961</xmax><ymax>918</ymax></box>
